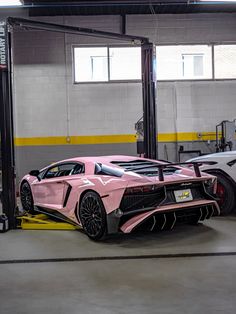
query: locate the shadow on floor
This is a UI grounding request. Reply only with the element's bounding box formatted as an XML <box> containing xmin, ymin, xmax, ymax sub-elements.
<box><xmin>78</xmin><ymin>221</ymin><xmax>219</xmax><ymax>248</ymax></box>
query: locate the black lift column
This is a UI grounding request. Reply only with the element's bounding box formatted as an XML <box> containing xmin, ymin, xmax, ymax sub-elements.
<box><xmin>0</xmin><ymin>20</ymin><xmax>16</xmax><ymax>229</ymax></box>
<box><xmin>141</xmin><ymin>42</ymin><xmax>157</xmax><ymax>160</ymax></box>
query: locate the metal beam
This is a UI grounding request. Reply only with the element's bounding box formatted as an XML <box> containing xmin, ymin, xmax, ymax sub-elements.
<box><xmin>141</xmin><ymin>43</ymin><xmax>157</xmax><ymax>159</ymax></box>
<box><xmin>7</xmin><ymin>17</ymin><xmax>149</xmax><ymax>44</ymax></box>
<box><xmin>0</xmin><ymin>20</ymin><xmax>16</xmax><ymax>229</ymax></box>
<box><xmin>8</xmin><ymin>17</ymin><xmax>157</xmax><ymax>160</ymax></box>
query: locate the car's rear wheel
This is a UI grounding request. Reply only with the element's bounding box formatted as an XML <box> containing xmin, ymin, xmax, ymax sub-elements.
<box><xmin>78</xmin><ymin>191</ymin><xmax>107</xmax><ymax>241</ymax></box>
<box><xmin>207</xmin><ymin>171</ymin><xmax>235</xmax><ymax>215</ymax></box>
<box><xmin>20</xmin><ymin>181</ymin><xmax>35</xmax><ymax>214</ymax></box>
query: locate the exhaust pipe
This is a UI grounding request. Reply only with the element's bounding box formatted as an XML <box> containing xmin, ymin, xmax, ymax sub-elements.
<box><xmin>206</xmin><ymin>205</ymin><xmax>214</xmax><ymax>219</ymax></box>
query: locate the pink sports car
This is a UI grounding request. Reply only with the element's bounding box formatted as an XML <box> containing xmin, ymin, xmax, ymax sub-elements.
<box><xmin>20</xmin><ymin>155</ymin><xmax>220</xmax><ymax>240</ymax></box>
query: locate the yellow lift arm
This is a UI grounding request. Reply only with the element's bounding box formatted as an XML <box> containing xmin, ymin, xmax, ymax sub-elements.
<box><xmin>17</xmin><ymin>214</ymin><xmax>81</xmax><ymax>231</ymax></box>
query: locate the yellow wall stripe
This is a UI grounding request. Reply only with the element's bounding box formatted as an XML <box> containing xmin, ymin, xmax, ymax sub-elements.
<box><xmin>14</xmin><ymin>132</ymin><xmax>218</xmax><ymax>146</ymax></box>
<box><xmin>158</xmin><ymin>132</ymin><xmax>217</xmax><ymax>142</ymax></box>
<box><xmin>14</xmin><ymin>134</ymin><xmax>136</xmax><ymax>146</ymax></box>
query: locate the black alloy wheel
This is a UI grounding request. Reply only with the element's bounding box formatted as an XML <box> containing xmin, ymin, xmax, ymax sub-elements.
<box><xmin>79</xmin><ymin>191</ymin><xmax>107</xmax><ymax>241</ymax></box>
<box><xmin>207</xmin><ymin>171</ymin><xmax>235</xmax><ymax>215</ymax></box>
<box><xmin>20</xmin><ymin>181</ymin><xmax>35</xmax><ymax>214</ymax></box>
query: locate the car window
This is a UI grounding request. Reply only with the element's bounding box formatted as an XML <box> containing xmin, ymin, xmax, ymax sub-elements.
<box><xmin>44</xmin><ymin>163</ymin><xmax>76</xmax><ymax>179</ymax></box>
<box><xmin>71</xmin><ymin>163</ymin><xmax>85</xmax><ymax>175</ymax></box>
<box><xmin>43</xmin><ymin>163</ymin><xmax>85</xmax><ymax>179</ymax></box>
<box><xmin>38</xmin><ymin>169</ymin><xmax>47</xmax><ymax>180</ymax></box>
<box><xmin>95</xmin><ymin>163</ymin><xmax>123</xmax><ymax>177</ymax></box>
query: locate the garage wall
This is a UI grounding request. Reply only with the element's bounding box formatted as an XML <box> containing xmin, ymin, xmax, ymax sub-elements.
<box><xmin>10</xmin><ymin>13</ymin><xmax>236</xmax><ymax>180</ymax></box>
<box><xmin>127</xmin><ymin>13</ymin><xmax>236</xmax><ymax>43</ymax></box>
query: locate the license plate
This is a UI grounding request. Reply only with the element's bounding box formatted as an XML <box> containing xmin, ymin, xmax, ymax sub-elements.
<box><xmin>174</xmin><ymin>189</ymin><xmax>193</xmax><ymax>203</ymax></box>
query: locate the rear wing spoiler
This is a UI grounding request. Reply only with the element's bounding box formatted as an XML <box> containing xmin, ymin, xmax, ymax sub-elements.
<box><xmin>134</xmin><ymin>161</ymin><xmax>216</xmax><ymax>182</ymax></box>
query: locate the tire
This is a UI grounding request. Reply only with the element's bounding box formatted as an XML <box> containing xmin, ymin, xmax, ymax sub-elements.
<box><xmin>207</xmin><ymin>171</ymin><xmax>235</xmax><ymax>215</ymax></box>
<box><xmin>78</xmin><ymin>191</ymin><xmax>107</xmax><ymax>241</ymax></box>
<box><xmin>20</xmin><ymin>181</ymin><xmax>35</xmax><ymax>214</ymax></box>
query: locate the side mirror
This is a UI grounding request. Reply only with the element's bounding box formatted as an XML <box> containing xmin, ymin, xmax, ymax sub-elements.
<box><xmin>29</xmin><ymin>170</ymin><xmax>40</xmax><ymax>179</ymax></box>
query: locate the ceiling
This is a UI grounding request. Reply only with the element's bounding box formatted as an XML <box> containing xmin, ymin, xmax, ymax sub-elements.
<box><xmin>21</xmin><ymin>1</ymin><xmax>236</xmax><ymax>16</ymax></box>
<box><xmin>14</xmin><ymin>0</ymin><xmax>236</xmax><ymax>16</ymax></box>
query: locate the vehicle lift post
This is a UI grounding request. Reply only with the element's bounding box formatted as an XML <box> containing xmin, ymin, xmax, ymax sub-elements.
<box><xmin>0</xmin><ymin>17</ymin><xmax>158</xmax><ymax>230</ymax></box>
<box><xmin>0</xmin><ymin>20</ymin><xmax>16</xmax><ymax>229</ymax></box>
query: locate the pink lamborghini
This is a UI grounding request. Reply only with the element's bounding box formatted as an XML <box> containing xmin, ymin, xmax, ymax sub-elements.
<box><xmin>20</xmin><ymin>155</ymin><xmax>220</xmax><ymax>240</ymax></box>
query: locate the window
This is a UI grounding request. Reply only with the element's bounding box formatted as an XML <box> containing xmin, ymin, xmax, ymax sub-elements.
<box><xmin>95</xmin><ymin>163</ymin><xmax>123</xmax><ymax>177</ymax></box>
<box><xmin>182</xmin><ymin>54</ymin><xmax>204</xmax><ymax>77</ymax></box>
<box><xmin>74</xmin><ymin>47</ymin><xmax>108</xmax><ymax>82</ymax></box>
<box><xmin>74</xmin><ymin>44</ymin><xmax>236</xmax><ymax>83</ymax></box>
<box><xmin>109</xmin><ymin>47</ymin><xmax>141</xmax><ymax>80</ymax></box>
<box><xmin>44</xmin><ymin>163</ymin><xmax>84</xmax><ymax>179</ymax></box>
<box><xmin>156</xmin><ymin>45</ymin><xmax>212</xmax><ymax>80</ymax></box>
<box><xmin>74</xmin><ymin>46</ymin><xmax>141</xmax><ymax>83</ymax></box>
<box><xmin>214</xmin><ymin>45</ymin><xmax>236</xmax><ymax>79</ymax></box>
<box><xmin>71</xmin><ymin>163</ymin><xmax>85</xmax><ymax>175</ymax></box>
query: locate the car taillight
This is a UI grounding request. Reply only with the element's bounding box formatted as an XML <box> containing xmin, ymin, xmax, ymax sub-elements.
<box><xmin>124</xmin><ymin>185</ymin><xmax>159</xmax><ymax>195</ymax></box>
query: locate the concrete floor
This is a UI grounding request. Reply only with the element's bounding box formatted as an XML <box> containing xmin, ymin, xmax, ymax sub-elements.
<box><xmin>0</xmin><ymin>216</ymin><xmax>236</xmax><ymax>314</ymax></box>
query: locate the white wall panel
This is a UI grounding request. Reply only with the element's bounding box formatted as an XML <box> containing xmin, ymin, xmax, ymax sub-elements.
<box><xmin>14</xmin><ymin>75</ymin><xmax>68</xmax><ymax>137</ymax></box>
<box><xmin>127</xmin><ymin>14</ymin><xmax>236</xmax><ymax>44</ymax></box>
<box><xmin>64</xmin><ymin>15</ymin><xmax>121</xmax><ymax>32</ymax></box>
<box><xmin>161</xmin><ymin>81</ymin><xmax>236</xmax><ymax>133</ymax></box>
<box><xmin>13</xmin><ymin>31</ymin><xmax>68</xmax><ymax>137</ymax></box>
<box><xmin>11</xmin><ymin>13</ymin><xmax>236</xmax><ymax>140</ymax></box>
<box><xmin>68</xmin><ymin>83</ymin><xmax>142</xmax><ymax>135</ymax></box>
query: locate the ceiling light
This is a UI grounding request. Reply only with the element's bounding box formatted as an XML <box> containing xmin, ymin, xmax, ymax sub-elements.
<box><xmin>0</xmin><ymin>0</ymin><xmax>23</xmax><ymax>7</ymax></box>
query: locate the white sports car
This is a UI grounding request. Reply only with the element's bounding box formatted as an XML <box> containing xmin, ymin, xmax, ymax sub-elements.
<box><xmin>188</xmin><ymin>151</ymin><xmax>236</xmax><ymax>215</ymax></box>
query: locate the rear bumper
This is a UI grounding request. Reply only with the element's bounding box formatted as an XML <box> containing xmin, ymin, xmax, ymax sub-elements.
<box><xmin>107</xmin><ymin>199</ymin><xmax>219</xmax><ymax>234</ymax></box>
<box><xmin>121</xmin><ymin>200</ymin><xmax>219</xmax><ymax>233</ymax></box>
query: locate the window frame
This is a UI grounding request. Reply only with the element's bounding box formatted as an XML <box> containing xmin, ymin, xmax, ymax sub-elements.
<box><xmin>42</xmin><ymin>162</ymin><xmax>85</xmax><ymax>180</ymax></box>
<box><xmin>155</xmin><ymin>42</ymin><xmax>236</xmax><ymax>82</ymax></box>
<box><xmin>72</xmin><ymin>44</ymin><xmax>142</xmax><ymax>84</ymax></box>
<box><xmin>73</xmin><ymin>43</ymin><xmax>236</xmax><ymax>84</ymax></box>
<box><xmin>155</xmin><ymin>43</ymin><xmax>213</xmax><ymax>82</ymax></box>
<box><xmin>181</xmin><ymin>53</ymin><xmax>204</xmax><ymax>78</ymax></box>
